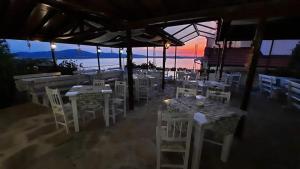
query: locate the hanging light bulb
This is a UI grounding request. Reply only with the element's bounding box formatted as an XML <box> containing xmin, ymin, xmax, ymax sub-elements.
<box><xmin>50</xmin><ymin>42</ymin><xmax>56</xmax><ymax>49</ymax></box>
<box><xmin>120</xmin><ymin>48</ymin><xmax>124</xmax><ymax>54</ymax></box>
<box><xmin>97</xmin><ymin>47</ymin><xmax>102</xmax><ymax>53</ymax></box>
<box><xmin>165</xmin><ymin>42</ymin><xmax>171</xmax><ymax>49</ymax></box>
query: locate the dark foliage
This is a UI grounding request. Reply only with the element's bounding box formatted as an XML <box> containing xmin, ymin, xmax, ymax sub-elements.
<box><xmin>58</xmin><ymin>59</ymin><xmax>82</xmax><ymax>75</ymax></box>
<box><xmin>266</xmin><ymin>41</ymin><xmax>300</xmax><ymax>78</ymax></box>
<box><xmin>0</xmin><ymin>40</ymin><xmax>15</xmax><ymax>108</ymax></box>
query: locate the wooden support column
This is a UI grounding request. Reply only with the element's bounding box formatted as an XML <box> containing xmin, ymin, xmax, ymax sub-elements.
<box><xmin>215</xmin><ymin>45</ymin><xmax>221</xmax><ymax>73</ymax></box>
<box><xmin>207</xmin><ymin>65</ymin><xmax>210</xmax><ymax>80</ymax></box>
<box><xmin>146</xmin><ymin>47</ymin><xmax>149</xmax><ymax>69</ymax></box>
<box><xmin>174</xmin><ymin>46</ymin><xmax>177</xmax><ymax>80</ymax></box>
<box><xmin>237</xmin><ymin>19</ymin><xmax>264</xmax><ymax>139</ymax></box>
<box><xmin>50</xmin><ymin>42</ymin><xmax>57</xmax><ymax>68</ymax></box>
<box><xmin>51</xmin><ymin>48</ymin><xmax>57</xmax><ymax>67</ymax></box>
<box><xmin>96</xmin><ymin>46</ymin><xmax>101</xmax><ymax>71</ymax></box>
<box><xmin>126</xmin><ymin>30</ymin><xmax>134</xmax><ymax>110</ymax></box>
<box><xmin>219</xmin><ymin>40</ymin><xmax>227</xmax><ymax>81</ymax></box>
<box><xmin>162</xmin><ymin>45</ymin><xmax>167</xmax><ymax>90</ymax></box>
<box><xmin>119</xmin><ymin>48</ymin><xmax>122</xmax><ymax>69</ymax></box>
<box><xmin>241</xmin><ymin>19</ymin><xmax>264</xmax><ymax>111</ymax></box>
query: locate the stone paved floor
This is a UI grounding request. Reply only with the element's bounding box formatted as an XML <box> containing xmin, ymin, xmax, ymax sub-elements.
<box><xmin>0</xmin><ymin>84</ymin><xmax>299</xmax><ymax>169</ymax></box>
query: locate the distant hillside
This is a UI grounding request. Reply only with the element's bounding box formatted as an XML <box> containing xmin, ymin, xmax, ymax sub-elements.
<box><xmin>13</xmin><ymin>49</ymin><xmax>196</xmax><ymax>59</ymax></box>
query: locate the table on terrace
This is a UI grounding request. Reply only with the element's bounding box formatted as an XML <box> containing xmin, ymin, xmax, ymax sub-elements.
<box><xmin>162</xmin><ymin>97</ymin><xmax>245</xmax><ymax>169</ymax></box>
<box><xmin>65</xmin><ymin>85</ymin><xmax>113</xmax><ymax>131</ymax></box>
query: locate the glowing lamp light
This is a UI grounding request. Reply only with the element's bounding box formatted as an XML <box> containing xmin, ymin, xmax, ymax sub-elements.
<box><xmin>50</xmin><ymin>43</ymin><xmax>56</xmax><ymax>49</ymax></box>
<box><xmin>120</xmin><ymin>48</ymin><xmax>124</xmax><ymax>54</ymax></box>
<box><xmin>165</xmin><ymin>42</ymin><xmax>171</xmax><ymax>49</ymax></box>
<box><xmin>97</xmin><ymin>48</ymin><xmax>102</xmax><ymax>53</ymax></box>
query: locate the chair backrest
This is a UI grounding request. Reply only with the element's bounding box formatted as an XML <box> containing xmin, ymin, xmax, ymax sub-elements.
<box><xmin>114</xmin><ymin>81</ymin><xmax>126</xmax><ymax>98</ymax></box>
<box><xmin>206</xmin><ymin>89</ymin><xmax>231</xmax><ymax>103</ymax></box>
<box><xmin>225</xmin><ymin>72</ymin><xmax>241</xmax><ymax>86</ymax></box>
<box><xmin>157</xmin><ymin>111</ymin><xmax>193</xmax><ymax>142</ymax></box>
<box><xmin>258</xmin><ymin>74</ymin><xmax>277</xmax><ymax>94</ymax></box>
<box><xmin>176</xmin><ymin>87</ymin><xmax>197</xmax><ymax>98</ymax></box>
<box><xmin>45</xmin><ymin>87</ymin><xmax>65</xmax><ymax>115</ymax></box>
<box><xmin>183</xmin><ymin>80</ymin><xmax>198</xmax><ymax>89</ymax></box>
<box><xmin>137</xmin><ymin>78</ymin><xmax>149</xmax><ymax>88</ymax></box>
<box><xmin>287</xmin><ymin>80</ymin><xmax>300</xmax><ymax>110</ymax></box>
<box><xmin>177</xmin><ymin>72</ymin><xmax>186</xmax><ymax>81</ymax></box>
<box><xmin>93</xmin><ymin>79</ymin><xmax>105</xmax><ymax>87</ymax></box>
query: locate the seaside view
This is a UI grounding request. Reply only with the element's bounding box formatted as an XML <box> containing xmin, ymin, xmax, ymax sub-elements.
<box><xmin>57</xmin><ymin>58</ymin><xmax>199</xmax><ymax>70</ymax></box>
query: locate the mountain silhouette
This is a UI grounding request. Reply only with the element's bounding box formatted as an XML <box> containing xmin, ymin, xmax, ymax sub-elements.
<box><xmin>13</xmin><ymin>49</ymin><xmax>195</xmax><ymax>59</ymax></box>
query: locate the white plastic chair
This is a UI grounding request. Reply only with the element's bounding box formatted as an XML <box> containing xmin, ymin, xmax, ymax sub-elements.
<box><xmin>93</xmin><ymin>79</ymin><xmax>105</xmax><ymax>87</ymax></box>
<box><xmin>176</xmin><ymin>87</ymin><xmax>197</xmax><ymax>99</ymax></box>
<box><xmin>136</xmin><ymin>77</ymin><xmax>150</xmax><ymax>103</ymax></box>
<box><xmin>225</xmin><ymin>72</ymin><xmax>241</xmax><ymax>89</ymax></box>
<box><xmin>110</xmin><ymin>81</ymin><xmax>127</xmax><ymax>124</ymax></box>
<box><xmin>206</xmin><ymin>89</ymin><xmax>231</xmax><ymax>103</ymax></box>
<box><xmin>45</xmin><ymin>87</ymin><xmax>73</xmax><ymax>134</ymax></box>
<box><xmin>156</xmin><ymin>111</ymin><xmax>193</xmax><ymax>169</ymax></box>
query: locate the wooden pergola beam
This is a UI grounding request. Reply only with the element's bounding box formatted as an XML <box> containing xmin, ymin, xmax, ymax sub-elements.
<box><xmin>127</xmin><ymin>0</ymin><xmax>299</xmax><ymax>29</ymax></box>
<box><xmin>196</xmin><ymin>23</ymin><xmax>217</xmax><ymax>30</ymax></box>
<box><xmin>193</xmin><ymin>24</ymin><xmax>200</xmax><ymax>36</ymax></box>
<box><xmin>162</xmin><ymin>44</ymin><xmax>167</xmax><ymax>90</ymax></box>
<box><xmin>172</xmin><ymin>24</ymin><xmax>192</xmax><ymax>36</ymax></box>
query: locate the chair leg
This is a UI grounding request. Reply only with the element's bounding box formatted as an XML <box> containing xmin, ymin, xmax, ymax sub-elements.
<box><xmin>65</xmin><ymin>124</ymin><xmax>70</xmax><ymax>134</ymax></box>
<box><xmin>156</xmin><ymin>127</ymin><xmax>161</xmax><ymax>169</ymax></box>
<box><xmin>31</xmin><ymin>93</ymin><xmax>40</xmax><ymax>104</ymax></box>
<box><xmin>112</xmin><ymin>105</ymin><xmax>116</xmax><ymax>124</ymax></box>
<box><xmin>123</xmin><ymin>101</ymin><xmax>126</xmax><ymax>117</ymax></box>
<box><xmin>221</xmin><ymin>134</ymin><xmax>234</xmax><ymax>162</ymax></box>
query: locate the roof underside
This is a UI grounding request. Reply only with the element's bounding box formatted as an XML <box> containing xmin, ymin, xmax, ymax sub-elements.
<box><xmin>0</xmin><ymin>0</ymin><xmax>299</xmax><ymax>47</ymax></box>
<box><xmin>218</xmin><ymin>17</ymin><xmax>300</xmax><ymax>41</ymax></box>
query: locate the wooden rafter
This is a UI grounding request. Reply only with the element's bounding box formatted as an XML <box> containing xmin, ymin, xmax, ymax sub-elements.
<box><xmin>172</xmin><ymin>24</ymin><xmax>192</xmax><ymax>36</ymax></box>
<box><xmin>197</xmin><ymin>23</ymin><xmax>216</xmax><ymax>30</ymax></box>
<box><xmin>192</xmin><ymin>24</ymin><xmax>200</xmax><ymax>36</ymax></box>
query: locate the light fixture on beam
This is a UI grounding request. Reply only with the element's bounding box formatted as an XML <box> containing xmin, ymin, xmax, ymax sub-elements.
<box><xmin>165</xmin><ymin>42</ymin><xmax>171</xmax><ymax>49</ymax></box>
<box><xmin>97</xmin><ymin>47</ymin><xmax>102</xmax><ymax>53</ymax></box>
<box><xmin>120</xmin><ymin>48</ymin><xmax>124</xmax><ymax>54</ymax></box>
<box><xmin>50</xmin><ymin>42</ymin><xmax>56</xmax><ymax>49</ymax></box>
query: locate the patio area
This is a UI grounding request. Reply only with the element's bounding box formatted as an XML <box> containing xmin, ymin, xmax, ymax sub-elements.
<box><xmin>1</xmin><ymin>84</ymin><xmax>299</xmax><ymax>169</ymax></box>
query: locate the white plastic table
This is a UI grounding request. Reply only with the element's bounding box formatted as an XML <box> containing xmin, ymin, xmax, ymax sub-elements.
<box><xmin>65</xmin><ymin>85</ymin><xmax>112</xmax><ymax>132</ymax></box>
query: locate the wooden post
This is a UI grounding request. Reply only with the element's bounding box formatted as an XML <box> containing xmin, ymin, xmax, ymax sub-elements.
<box><xmin>146</xmin><ymin>47</ymin><xmax>149</xmax><ymax>69</ymax></box>
<box><xmin>265</xmin><ymin>40</ymin><xmax>274</xmax><ymax>71</ymax></box>
<box><xmin>96</xmin><ymin>46</ymin><xmax>101</xmax><ymax>71</ymax></box>
<box><xmin>126</xmin><ymin>30</ymin><xmax>134</xmax><ymax>110</ymax></box>
<box><xmin>207</xmin><ymin>65</ymin><xmax>210</xmax><ymax>80</ymax></box>
<box><xmin>50</xmin><ymin>42</ymin><xmax>57</xmax><ymax>68</ymax></box>
<box><xmin>215</xmin><ymin>46</ymin><xmax>221</xmax><ymax>74</ymax></box>
<box><xmin>162</xmin><ymin>45</ymin><xmax>167</xmax><ymax>90</ymax></box>
<box><xmin>50</xmin><ymin>48</ymin><xmax>57</xmax><ymax>67</ymax></box>
<box><xmin>240</xmin><ymin>19</ymin><xmax>264</xmax><ymax>111</ymax></box>
<box><xmin>174</xmin><ymin>46</ymin><xmax>177</xmax><ymax>80</ymax></box>
<box><xmin>219</xmin><ymin>40</ymin><xmax>227</xmax><ymax>81</ymax></box>
<box><xmin>119</xmin><ymin>48</ymin><xmax>122</xmax><ymax>70</ymax></box>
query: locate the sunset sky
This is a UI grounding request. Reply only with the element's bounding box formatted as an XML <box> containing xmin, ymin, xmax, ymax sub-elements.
<box><xmin>6</xmin><ymin>36</ymin><xmax>207</xmax><ymax>57</ymax></box>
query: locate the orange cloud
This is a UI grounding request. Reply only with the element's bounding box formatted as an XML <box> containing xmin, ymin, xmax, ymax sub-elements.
<box><xmin>177</xmin><ymin>36</ymin><xmax>207</xmax><ymax>57</ymax></box>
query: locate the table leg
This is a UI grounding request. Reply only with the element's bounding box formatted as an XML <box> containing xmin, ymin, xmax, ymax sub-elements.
<box><xmin>191</xmin><ymin>124</ymin><xmax>205</xmax><ymax>169</ymax></box>
<box><xmin>104</xmin><ymin>94</ymin><xmax>110</xmax><ymax>127</ymax></box>
<box><xmin>70</xmin><ymin>97</ymin><xmax>80</xmax><ymax>132</ymax></box>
